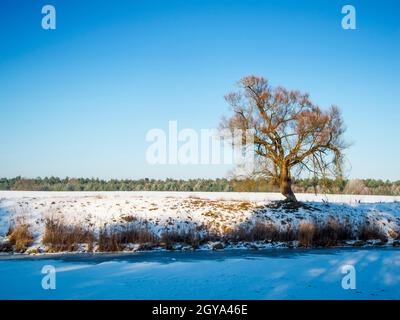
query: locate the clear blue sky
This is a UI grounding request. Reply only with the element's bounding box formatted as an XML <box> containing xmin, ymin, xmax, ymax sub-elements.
<box><xmin>0</xmin><ymin>0</ymin><xmax>399</xmax><ymax>180</ymax></box>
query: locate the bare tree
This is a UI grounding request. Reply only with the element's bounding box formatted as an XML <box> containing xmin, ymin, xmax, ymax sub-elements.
<box><xmin>344</xmin><ymin>179</ymin><xmax>369</xmax><ymax>195</ymax></box>
<box><xmin>221</xmin><ymin>76</ymin><xmax>347</xmax><ymax>202</ymax></box>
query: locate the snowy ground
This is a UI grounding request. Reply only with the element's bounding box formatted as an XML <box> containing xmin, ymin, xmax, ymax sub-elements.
<box><xmin>0</xmin><ymin>248</ymin><xmax>399</xmax><ymax>299</ymax></box>
<box><xmin>0</xmin><ymin>191</ymin><xmax>399</xmax><ymax>252</ymax></box>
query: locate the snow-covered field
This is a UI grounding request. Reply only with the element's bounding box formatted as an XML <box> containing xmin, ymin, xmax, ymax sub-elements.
<box><xmin>0</xmin><ymin>248</ymin><xmax>399</xmax><ymax>299</ymax></box>
<box><xmin>0</xmin><ymin>191</ymin><xmax>400</xmax><ymax>252</ymax></box>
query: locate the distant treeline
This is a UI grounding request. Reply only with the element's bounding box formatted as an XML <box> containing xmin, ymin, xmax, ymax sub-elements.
<box><xmin>0</xmin><ymin>177</ymin><xmax>399</xmax><ymax>196</ymax></box>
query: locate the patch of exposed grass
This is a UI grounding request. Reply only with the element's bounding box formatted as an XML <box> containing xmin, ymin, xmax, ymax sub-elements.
<box><xmin>187</xmin><ymin>198</ymin><xmax>253</xmax><ymax>212</ymax></box>
<box><xmin>120</xmin><ymin>215</ymin><xmax>136</xmax><ymax>223</ymax></box>
<box><xmin>388</xmin><ymin>229</ymin><xmax>399</xmax><ymax>240</ymax></box>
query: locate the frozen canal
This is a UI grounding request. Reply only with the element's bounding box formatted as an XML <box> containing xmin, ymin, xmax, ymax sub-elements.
<box><xmin>0</xmin><ymin>248</ymin><xmax>399</xmax><ymax>299</ymax></box>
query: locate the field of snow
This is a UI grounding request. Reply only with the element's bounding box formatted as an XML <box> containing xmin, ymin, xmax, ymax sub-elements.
<box><xmin>0</xmin><ymin>191</ymin><xmax>400</xmax><ymax>252</ymax></box>
<box><xmin>0</xmin><ymin>248</ymin><xmax>399</xmax><ymax>299</ymax></box>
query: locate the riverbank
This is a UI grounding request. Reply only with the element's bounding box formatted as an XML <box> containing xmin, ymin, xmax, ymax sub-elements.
<box><xmin>1</xmin><ymin>192</ymin><xmax>399</xmax><ymax>254</ymax></box>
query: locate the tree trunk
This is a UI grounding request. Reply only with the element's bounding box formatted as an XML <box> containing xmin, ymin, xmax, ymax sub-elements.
<box><xmin>280</xmin><ymin>166</ymin><xmax>297</xmax><ymax>202</ymax></box>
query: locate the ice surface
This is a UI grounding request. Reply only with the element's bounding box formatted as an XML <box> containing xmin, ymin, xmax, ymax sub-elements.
<box><xmin>0</xmin><ymin>248</ymin><xmax>398</xmax><ymax>299</ymax></box>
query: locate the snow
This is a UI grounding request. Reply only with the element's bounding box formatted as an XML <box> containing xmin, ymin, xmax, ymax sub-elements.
<box><xmin>0</xmin><ymin>190</ymin><xmax>399</xmax><ymax>202</ymax></box>
<box><xmin>0</xmin><ymin>191</ymin><xmax>399</xmax><ymax>251</ymax></box>
<box><xmin>0</xmin><ymin>248</ymin><xmax>399</xmax><ymax>299</ymax></box>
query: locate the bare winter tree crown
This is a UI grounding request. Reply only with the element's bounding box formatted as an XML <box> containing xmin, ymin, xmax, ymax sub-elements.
<box><xmin>221</xmin><ymin>75</ymin><xmax>347</xmax><ymax>201</ymax></box>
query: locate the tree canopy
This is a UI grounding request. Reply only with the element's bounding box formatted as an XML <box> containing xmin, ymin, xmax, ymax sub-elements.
<box><xmin>221</xmin><ymin>75</ymin><xmax>347</xmax><ymax>201</ymax></box>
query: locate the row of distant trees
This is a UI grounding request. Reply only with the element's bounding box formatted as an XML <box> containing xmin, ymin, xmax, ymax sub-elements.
<box><xmin>0</xmin><ymin>177</ymin><xmax>399</xmax><ymax>196</ymax></box>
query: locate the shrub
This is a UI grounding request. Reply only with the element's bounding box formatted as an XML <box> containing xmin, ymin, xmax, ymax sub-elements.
<box><xmin>344</xmin><ymin>179</ymin><xmax>369</xmax><ymax>195</ymax></box>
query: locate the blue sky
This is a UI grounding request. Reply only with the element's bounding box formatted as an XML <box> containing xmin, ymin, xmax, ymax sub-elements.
<box><xmin>0</xmin><ymin>0</ymin><xmax>399</xmax><ymax>180</ymax></box>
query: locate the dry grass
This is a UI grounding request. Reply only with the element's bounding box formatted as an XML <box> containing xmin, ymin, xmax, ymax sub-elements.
<box><xmin>388</xmin><ymin>229</ymin><xmax>399</xmax><ymax>239</ymax></box>
<box><xmin>223</xmin><ymin>218</ymin><xmax>356</xmax><ymax>247</ymax></box>
<box><xmin>120</xmin><ymin>215</ymin><xmax>136</xmax><ymax>223</ymax></box>
<box><xmin>277</xmin><ymin>223</ymin><xmax>298</xmax><ymax>242</ymax></box>
<box><xmin>223</xmin><ymin>217</ymin><xmax>390</xmax><ymax>248</ymax></box>
<box><xmin>42</xmin><ymin>217</ymin><xmax>95</xmax><ymax>252</ymax></box>
<box><xmin>98</xmin><ymin>228</ymin><xmax>122</xmax><ymax>252</ymax></box>
<box><xmin>358</xmin><ymin>219</ymin><xmax>388</xmax><ymax>242</ymax></box>
<box><xmin>33</xmin><ymin>211</ymin><xmax>394</xmax><ymax>253</ymax></box>
<box><xmin>228</xmin><ymin>221</ymin><xmax>297</xmax><ymax>242</ymax></box>
<box><xmin>298</xmin><ymin>219</ymin><xmax>354</xmax><ymax>247</ymax></box>
<box><xmin>160</xmin><ymin>228</ymin><xmax>203</xmax><ymax>249</ymax></box>
<box><xmin>8</xmin><ymin>223</ymin><xmax>34</xmax><ymax>252</ymax></box>
<box><xmin>119</xmin><ymin>223</ymin><xmax>158</xmax><ymax>244</ymax></box>
<box><xmin>298</xmin><ymin>222</ymin><xmax>316</xmax><ymax>247</ymax></box>
<box><xmin>228</xmin><ymin>222</ymin><xmax>276</xmax><ymax>242</ymax></box>
<box><xmin>0</xmin><ymin>241</ymin><xmax>13</xmax><ymax>252</ymax></box>
<box><xmin>98</xmin><ymin>222</ymin><xmax>158</xmax><ymax>252</ymax></box>
<box><xmin>312</xmin><ymin>218</ymin><xmax>353</xmax><ymax>247</ymax></box>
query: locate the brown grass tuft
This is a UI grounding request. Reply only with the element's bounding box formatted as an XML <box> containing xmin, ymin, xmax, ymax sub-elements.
<box><xmin>358</xmin><ymin>219</ymin><xmax>388</xmax><ymax>242</ymax></box>
<box><xmin>298</xmin><ymin>222</ymin><xmax>316</xmax><ymax>247</ymax></box>
<box><xmin>387</xmin><ymin>229</ymin><xmax>399</xmax><ymax>240</ymax></box>
<box><xmin>313</xmin><ymin>218</ymin><xmax>353</xmax><ymax>247</ymax></box>
<box><xmin>8</xmin><ymin>223</ymin><xmax>34</xmax><ymax>252</ymax></box>
<box><xmin>0</xmin><ymin>240</ymin><xmax>13</xmax><ymax>252</ymax></box>
<box><xmin>98</xmin><ymin>222</ymin><xmax>158</xmax><ymax>252</ymax></box>
<box><xmin>98</xmin><ymin>228</ymin><xmax>122</xmax><ymax>252</ymax></box>
<box><xmin>42</xmin><ymin>217</ymin><xmax>95</xmax><ymax>252</ymax></box>
<box><xmin>160</xmin><ymin>228</ymin><xmax>203</xmax><ymax>249</ymax></box>
<box><xmin>228</xmin><ymin>221</ymin><xmax>297</xmax><ymax>242</ymax></box>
